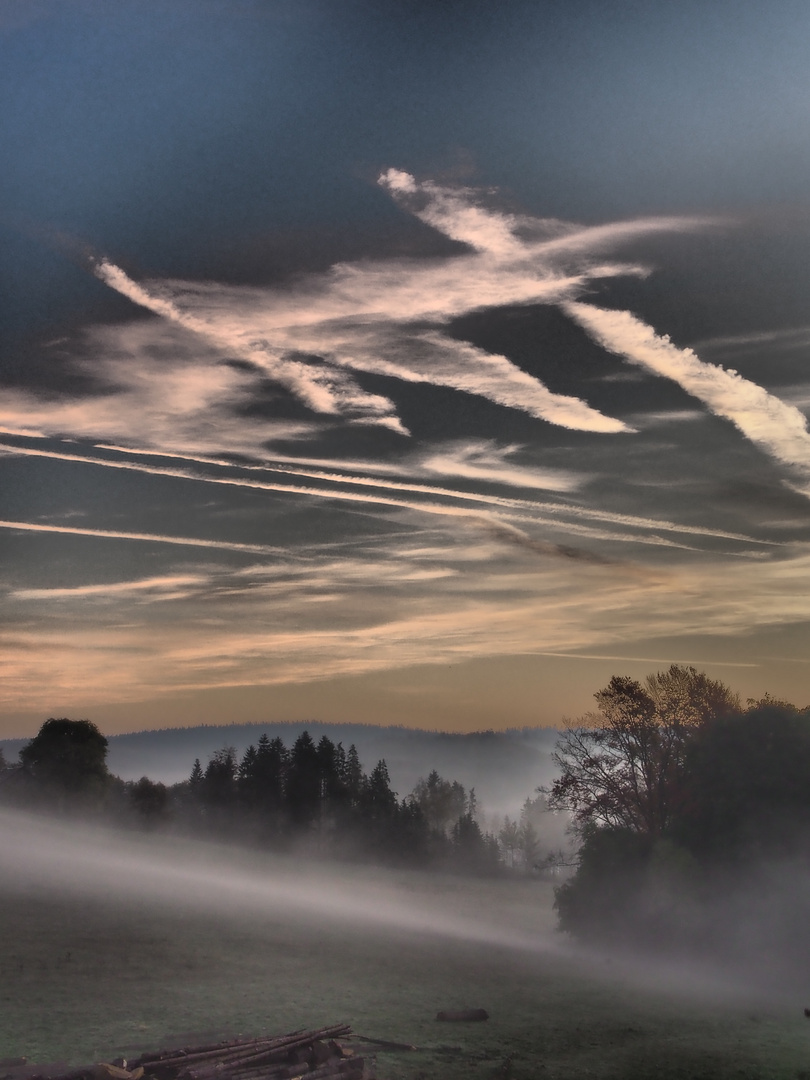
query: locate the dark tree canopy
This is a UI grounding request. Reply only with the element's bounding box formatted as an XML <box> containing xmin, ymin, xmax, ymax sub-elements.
<box><xmin>411</xmin><ymin>769</ymin><xmax>469</xmax><ymax>834</ymax></box>
<box><xmin>129</xmin><ymin>776</ymin><xmax>169</xmax><ymax>827</ymax></box>
<box><xmin>679</xmin><ymin>702</ymin><xmax>810</xmax><ymax>859</ymax></box>
<box><xmin>19</xmin><ymin>717</ymin><xmax>109</xmax><ymax>798</ymax></box>
<box><xmin>549</xmin><ymin>669</ymin><xmax>810</xmax><ymax>947</ymax></box>
<box><xmin>548</xmin><ymin>666</ymin><xmax>740</xmax><ymax>839</ymax></box>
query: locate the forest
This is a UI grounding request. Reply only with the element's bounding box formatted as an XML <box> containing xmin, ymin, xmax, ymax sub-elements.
<box><xmin>0</xmin><ymin>722</ymin><xmax>550</xmax><ymax>877</ymax></box>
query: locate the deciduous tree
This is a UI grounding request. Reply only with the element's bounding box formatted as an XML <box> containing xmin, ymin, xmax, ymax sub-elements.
<box><xmin>19</xmin><ymin>718</ymin><xmax>110</xmax><ymax>807</ymax></box>
<box><xmin>548</xmin><ymin>666</ymin><xmax>740</xmax><ymax>839</ymax></box>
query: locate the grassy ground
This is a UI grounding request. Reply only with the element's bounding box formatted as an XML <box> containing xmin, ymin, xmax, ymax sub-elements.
<box><xmin>2</xmin><ymin>855</ymin><xmax>810</xmax><ymax>1080</ymax></box>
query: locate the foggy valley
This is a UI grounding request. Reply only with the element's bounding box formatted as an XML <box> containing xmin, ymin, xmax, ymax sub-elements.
<box><xmin>4</xmin><ymin>673</ymin><xmax>810</xmax><ymax>1079</ymax></box>
<box><xmin>6</xmin><ymin>1</ymin><xmax>810</xmax><ymax>1076</ymax></box>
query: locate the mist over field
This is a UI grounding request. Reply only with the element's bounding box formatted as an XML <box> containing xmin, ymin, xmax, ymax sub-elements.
<box><xmin>0</xmin><ymin>807</ymin><xmax>559</xmax><ymax>952</ymax></box>
<box><xmin>5</xmin><ymin>703</ymin><xmax>810</xmax><ymax>1080</ymax></box>
<box><xmin>2</xmin><ymin>804</ymin><xmax>810</xmax><ymax>1009</ymax></box>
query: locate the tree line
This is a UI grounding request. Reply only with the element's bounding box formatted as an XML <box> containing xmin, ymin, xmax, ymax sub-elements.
<box><xmin>0</xmin><ymin>721</ymin><xmax>550</xmax><ymax>875</ymax></box>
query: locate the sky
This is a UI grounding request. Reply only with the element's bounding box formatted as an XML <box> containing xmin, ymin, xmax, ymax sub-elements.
<box><xmin>4</xmin><ymin>0</ymin><xmax>810</xmax><ymax>737</ymax></box>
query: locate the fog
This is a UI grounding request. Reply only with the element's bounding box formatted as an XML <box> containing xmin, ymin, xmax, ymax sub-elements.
<box><xmin>3</xmin><ymin>806</ymin><xmax>809</xmax><ymax>1016</ymax></box>
<box><xmin>0</xmin><ymin>807</ymin><xmax>560</xmax><ymax>953</ymax></box>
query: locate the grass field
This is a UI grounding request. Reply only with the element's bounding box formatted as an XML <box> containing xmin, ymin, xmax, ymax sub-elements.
<box><xmin>2</xmin><ymin>820</ymin><xmax>810</xmax><ymax>1080</ymax></box>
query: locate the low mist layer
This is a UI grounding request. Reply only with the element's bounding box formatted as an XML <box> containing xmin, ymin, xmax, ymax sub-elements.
<box><xmin>0</xmin><ymin>807</ymin><xmax>558</xmax><ymax>954</ymax></box>
<box><xmin>2</xmin><ymin>806</ymin><xmax>809</xmax><ymax>1014</ymax></box>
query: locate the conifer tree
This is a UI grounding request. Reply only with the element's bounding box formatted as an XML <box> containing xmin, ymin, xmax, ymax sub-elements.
<box><xmin>287</xmin><ymin>731</ymin><xmax>321</xmax><ymax>827</ymax></box>
<box><xmin>363</xmin><ymin>759</ymin><xmax>397</xmax><ymax>818</ymax></box>
<box><xmin>237</xmin><ymin>744</ymin><xmax>259</xmax><ymax>809</ymax></box>
<box><xmin>189</xmin><ymin>758</ymin><xmax>203</xmax><ymax>790</ymax></box>
<box><xmin>254</xmin><ymin>734</ymin><xmax>287</xmax><ymax>819</ymax></box>
<box><xmin>201</xmin><ymin>746</ymin><xmax>237</xmax><ymax>809</ymax></box>
<box><xmin>343</xmin><ymin>744</ymin><xmax>364</xmax><ymax>806</ymax></box>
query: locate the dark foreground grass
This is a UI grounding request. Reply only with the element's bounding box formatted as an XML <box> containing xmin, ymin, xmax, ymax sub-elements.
<box><xmin>2</xmin><ymin>862</ymin><xmax>810</xmax><ymax>1080</ymax></box>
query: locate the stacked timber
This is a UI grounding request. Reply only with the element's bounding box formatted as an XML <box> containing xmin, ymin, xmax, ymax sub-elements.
<box><xmin>1</xmin><ymin>1028</ymin><xmax>370</xmax><ymax>1080</ymax></box>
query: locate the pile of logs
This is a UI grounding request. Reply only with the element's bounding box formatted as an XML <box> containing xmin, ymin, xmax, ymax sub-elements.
<box><xmin>1</xmin><ymin>1027</ymin><xmax>371</xmax><ymax>1080</ymax></box>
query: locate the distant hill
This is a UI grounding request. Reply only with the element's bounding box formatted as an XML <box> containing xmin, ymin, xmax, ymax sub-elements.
<box><xmin>1</xmin><ymin>723</ymin><xmax>561</xmax><ymax>817</ymax></box>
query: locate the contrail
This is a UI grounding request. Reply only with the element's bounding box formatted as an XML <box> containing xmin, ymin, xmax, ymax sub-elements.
<box><xmin>1</xmin><ymin>436</ymin><xmax>776</xmax><ymax>549</ymax></box>
<box><xmin>563</xmin><ymin>301</ymin><xmax>810</xmax><ymax>478</ymax></box>
<box><xmin>533</xmin><ymin>651</ymin><xmax>757</xmax><ymax>668</ymax></box>
<box><xmin>0</xmin><ymin>445</ymin><xmax>622</xmax><ymax>565</ymax></box>
<box><xmin>0</xmin><ymin>520</ymin><xmax>284</xmax><ymax>554</ymax></box>
<box><xmin>92</xmin><ymin>258</ymin><xmax>405</xmax><ymax>427</ymax></box>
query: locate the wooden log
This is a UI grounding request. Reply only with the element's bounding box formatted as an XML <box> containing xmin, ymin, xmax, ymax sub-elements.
<box><xmin>204</xmin><ymin>1066</ymin><xmax>296</xmax><ymax>1080</ymax></box>
<box><xmin>134</xmin><ymin>1046</ymin><xmax>251</xmax><ymax>1070</ymax></box>
<box><xmin>135</xmin><ymin>1039</ymin><xmax>266</xmax><ymax>1067</ymax></box>
<box><xmin>24</xmin><ymin>1030</ymin><xmax>368</xmax><ymax>1080</ymax></box>
<box><xmin>222</xmin><ymin>1027</ymin><xmax>349</xmax><ymax>1062</ymax></box>
<box><xmin>145</xmin><ymin>1030</ymin><xmax>336</xmax><ymax>1074</ymax></box>
<box><xmin>202</xmin><ymin>1050</ymin><xmax>364</xmax><ymax>1080</ymax></box>
<box><xmin>151</xmin><ymin>1034</ymin><xmax>299</xmax><ymax>1067</ymax></box>
<box><xmin>309</xmin><ymin>1044</ymin><xmax>332</xmax><ymax>1068</ymax></box>
<box><xmin>221</xmin><ymin>1029</ymin><xmax>351</xmax><ymax>1074</ymax></box>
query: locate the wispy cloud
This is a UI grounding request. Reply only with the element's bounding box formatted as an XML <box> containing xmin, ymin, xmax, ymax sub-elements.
<box><xmin>379</xmin><ymin>169</ymin><xmax>715</xmax><ymax>260</ymax></box>
<box><xmin>326</xmin><ymin>329</ymin><xmax>631</xmax><ymax>432</ymax></box>
<box><xmin>0</xmin><ymin>445</ymin><xmax>642</xmax><ymax>562</ymax></box>
<box><xmin>94</xmin><ymin>259</ymin><xmax>405</xmax><ymax>430</ymax></box>
<box><xmin>533</xmin><ymin>652</ymin><xmax>756</xmax><ymax>669</ymax></box>
<box><xmin>472</xmin><ymin>516</ymin><xmax>624</xmax><ymax>566</ymax></box>
<box><xmin>91</xmin><ymin>436</ymin><xmax>583</xmax><ymax>496</ymax></box>
<box><xmin>564</xmin><ymin>301</ymin><xmax>810</xmax><ymax>478</ymax></box>
<box><xmin>0</xmin><ymin>439</ymin><xmax>773</xmax><ymax>556</ymax></box>
<box><xmin>0</xmin><ymin>519</ymin><xmax>283</xmax><ymax>555</ymax></box>
<box><xmin>415</xmin><ymin>440</ymin><xmax>580</xmax><ymax>491</ymax></box>
<box><xmin>79</xmin><ymin>171</ymin><xmax>713</xmax><ymax>443</ymax></box>
<box><xmin>6</xmin><ymin>171</ymin><xmax>795</xmax><ymax>722</ymax></box>
<box><xmin>691</xmin><ymin>326</ymin><xmax>810</xmax><ymax>356</ymax></box>
<box><xmin>0</xmin><ymin>173</ymin><xmax>724</xmax><ymax>521</ymax></box>
<box><xmin>4</xmin><ymin>542</ymin><xmax>810</xmax><ymax>711</ymax></box>
<box><xmin>627</xmin><ymin>408</ymin><xmax>706</xmax><ymax>426</ymax></box>
<box><xmin>10</xmin><ymin>574</ymin><xmax>208</xmax><ymax>601</ymax></box>
<box><xmin>0</xmin><ymin>320</ymin><xmax>319</xmax><ymax>456</ymax></box>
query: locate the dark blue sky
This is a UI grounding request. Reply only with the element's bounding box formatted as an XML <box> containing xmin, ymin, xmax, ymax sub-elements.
<box><xmin>4</xmin><ymin>0</ymin><xmax>810</xmax><ymax>318</ymax></box>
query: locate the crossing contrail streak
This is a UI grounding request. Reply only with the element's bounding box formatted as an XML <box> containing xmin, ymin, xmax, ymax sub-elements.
<box><xmin>0</xmin><ymin>520</ymin><xmax>283</xmax><ymax>554</ymax></box>
<box><xmin>0</xmin><ymin>437</ymin><xmax>775</xmax><ymax>549</ymax></box>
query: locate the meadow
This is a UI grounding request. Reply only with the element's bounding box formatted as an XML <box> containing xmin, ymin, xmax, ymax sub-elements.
<box><xmin>2</xmin><ymin>820</ymin><xmax>810</xmax><ymax>1080</ymax></box>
